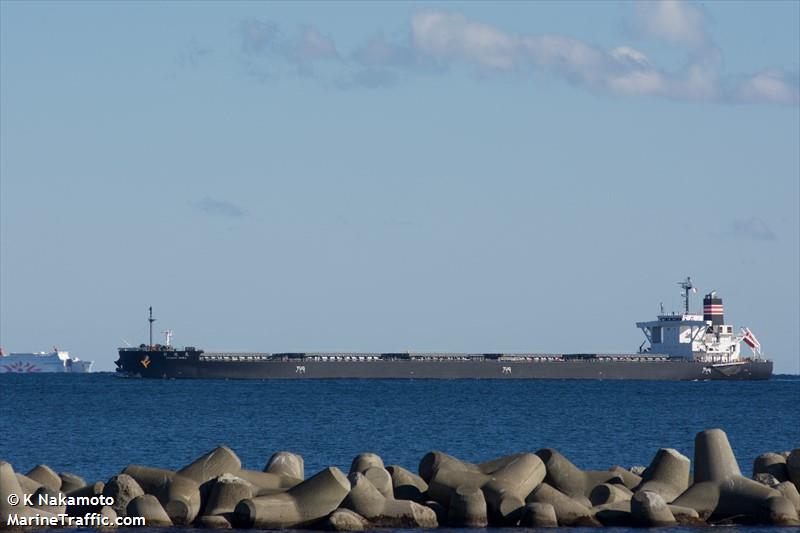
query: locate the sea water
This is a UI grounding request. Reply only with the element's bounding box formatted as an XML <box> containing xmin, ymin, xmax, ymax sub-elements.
<box><xmin>1</xmin><ymin>373</ymin><xmax>798</xmax><ymax>532</ymax></box>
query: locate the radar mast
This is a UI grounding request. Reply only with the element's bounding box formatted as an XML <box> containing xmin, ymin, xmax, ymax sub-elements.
<box><xmin>678</xmin><ymin>277</ymin><xmax>696</xmax><ymax>314</ymax></box>
<box><xmin>148</xmin><ymin>307</ymin><xmax>156</xmax><ymax>350</ymax></box>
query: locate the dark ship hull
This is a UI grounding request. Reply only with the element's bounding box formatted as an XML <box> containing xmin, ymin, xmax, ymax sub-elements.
<box><xmin>116</xmin><ymin>349</ymin><xmax>772</xmax><ymax>380</ymax></box>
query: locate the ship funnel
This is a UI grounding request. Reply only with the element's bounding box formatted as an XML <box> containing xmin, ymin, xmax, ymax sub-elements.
<box><xmin>703</xmin><ymin>292</ymin><xmax>724</xmax><ymax>326</ymax></box>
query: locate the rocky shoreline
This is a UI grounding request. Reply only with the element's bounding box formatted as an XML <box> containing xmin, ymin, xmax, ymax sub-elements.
<box><xmin>2</xmin><ymin>428</ymin><xmax>799</xmax><ymax>529</ymax></box>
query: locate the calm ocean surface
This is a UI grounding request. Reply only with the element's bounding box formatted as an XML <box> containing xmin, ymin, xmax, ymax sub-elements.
<box><xmin>1</xmin><ymin>373</ymin><xmax>798</xmax><ymax>532</ymax></box>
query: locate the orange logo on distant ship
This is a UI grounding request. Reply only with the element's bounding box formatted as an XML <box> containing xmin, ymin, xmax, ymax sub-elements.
<box><xmin>141</xmin><ymin>355</ymin><xmax>151</xmax><ymax>368</ymax></box>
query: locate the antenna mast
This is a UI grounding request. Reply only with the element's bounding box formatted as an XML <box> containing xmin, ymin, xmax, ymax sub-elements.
<box><xmin>148</xmin><ymin>307</ymin><xmax>156</xmax><ymax>350</ymax></box>
<box><xmin>678</xmin><ymin>277</ymin><xmax>694</xmax><ymax>314</ymax></box>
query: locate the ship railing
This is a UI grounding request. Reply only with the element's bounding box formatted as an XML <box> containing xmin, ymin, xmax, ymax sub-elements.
<box><xmin>195</xmin><ymin>352</ymin><xmax>684</xmax><ymax>363</ymax></box>
<box><xmin>694</xmin><ymin>354</ymin><xmax>742</xmax><ymax>364</ymax></box>
<box><xmin>200</xmin><ymin>353</ymin><xmax>272</xmax><ymax>362</ymax></box>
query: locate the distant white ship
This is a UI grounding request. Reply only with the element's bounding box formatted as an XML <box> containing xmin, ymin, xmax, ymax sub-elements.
<box><xmin>0</xmin><ymin>348</ymin><xmax>93</xmax><ymax>373</ymax></box>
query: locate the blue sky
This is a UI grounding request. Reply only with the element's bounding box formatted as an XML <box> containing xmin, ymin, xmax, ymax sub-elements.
<box><xmin>1</xmin><ymin>1</ymin><xmax>798</xmax><ymax>373</ymax></box>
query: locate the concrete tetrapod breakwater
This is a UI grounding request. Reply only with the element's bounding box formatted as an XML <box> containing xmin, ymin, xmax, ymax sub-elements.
<box><xmin>1</xmin><ymin>430</ymin><xmax>799</xmax><ymax>530</ymax></box>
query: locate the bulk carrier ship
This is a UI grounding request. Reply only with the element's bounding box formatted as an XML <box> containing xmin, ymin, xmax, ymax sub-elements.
<box><xmin>116</xmin><ymin>278</ymin><xmax>772</xmax><ymax>380</ymax></box>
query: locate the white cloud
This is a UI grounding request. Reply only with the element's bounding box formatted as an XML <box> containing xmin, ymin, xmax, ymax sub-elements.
<box><xmin>233</xmin><ymin>10</ymin><xmax>798</xmax><ymax>106</ymax></box>
<box><xmin>241</xmin><ymin>20</ymin><xmax>278</xmax><ymax>55</ymax></box>
<box><xmin>738</xmin><ymin>69</ymin><xmax>800</xmax><ymax>105</ymax></box>
<box><xmin>408</xmin><ymin>11</ymin><xmax>679</xmax><ymax>98</ymax></box>
<box><xmin>607</xmin><ymin>70</ymin><xmax>666</xmax><ymax>96</ymax></box>
<box><xmin>353</xmin><ymin>32</ymin><xmax>415</xmax><ymax>67</ymax></box>
<box><xmin>635</xmin><ymin>0</ymin><xmax>707</xmax><ymax>48</ymax></box>
<box><xmin>240</xmin><ymin>21</ymin><xmax>338</xmax><ymax>65</ymax></box>
<box><xmin>404</xmin><ymin>10</ymin><xmax>798</xmax><ymax>105</ymax></box>
<box><xmin>611</xmin><ymin>46</ymin><xmax>651</xmax><ymax>68</ymax></box>
<box><xmin>290</xmin><ymin>26</ymin><xmax>339</xmax><ymax>63</ymax></box>
<box><xmin>411</xmin><ymin>12</ymin><xmax>516</xmax><ymax>70</ymax></box>
<box><xmin>676</xmin><ymin>62</ymin><xmax>720</xmax><ymax>100</ymax></box>
<box><xmin>522</xmin><ymin>35</ymin><xmax>606</xmax><ymax>80</ymax></box>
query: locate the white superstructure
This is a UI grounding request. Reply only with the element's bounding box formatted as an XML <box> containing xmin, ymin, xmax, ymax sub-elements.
<box><xmin>0</xmin><ymin>348</ymin><xmax>93</xmax><ymax>373</ymax></box>
<box><xmin>636</xmin><ymin>277</ymin><xmax>763</xmax><ymax>364</ymax></box>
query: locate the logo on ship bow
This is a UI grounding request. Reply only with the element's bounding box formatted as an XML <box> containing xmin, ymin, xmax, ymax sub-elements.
<box><xmin>141</xmin><ymin>355</ymin><xmax>151</xmax><ymax>368</ymax></box>
<box><xmin>2</xmin><ymin>361</ymin><xmax>41</xmax><ymax>373</ymax></box>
